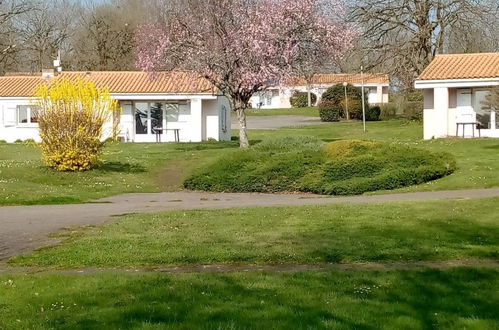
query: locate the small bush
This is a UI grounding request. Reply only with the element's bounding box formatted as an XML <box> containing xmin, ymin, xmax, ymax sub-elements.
<box><xmin>379</xmin><ymin>103</ymin><xmax>398</xmax><ymax>119</ymax></box>
<box><xmin>321</xmin><ymin>84</ymin><xmax>367</xmax><ymax>120</ymax></box>
<box><xmin>23</xmin><ymin>139</ymin><xmax>37</xmax><ymax>146</ymax></box>
<box><xmin>318</xmin><ymin>100</ymin><xmax>341</xmax><ymax>122</ymax></box>
<box><xmin>403</xmin><ymin>101</ymin><xmax>423</xmax><ymax>121</ymax></box>
<box><xmin>406</xmin><ymin>91</ymin><xmax>423</xmax><ymax>102</ymax></box>
<box><xmin>366</xmin><ymin>106</ymin><xmax>381</xmax><ymax>121</ymax></box>
<box><xmin>35</xmin><ymin>78</ymin><xmax>119</xmax><ymax>172</ymax></box>
<box><xmin>184</xmin><ymin>138</ymin><xmax>456</xmax><ymax>196</ymax></box>
<box><xmin>290</xmin><ymin>91</ymin><xmax>317</xmax><ymax>108</ymax></box>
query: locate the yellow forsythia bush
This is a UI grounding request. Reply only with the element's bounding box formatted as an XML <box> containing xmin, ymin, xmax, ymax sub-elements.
<box><xmin>34</xmin><ymin>78</ymin><xmax>119</xmax><ymax>171</ymax></box>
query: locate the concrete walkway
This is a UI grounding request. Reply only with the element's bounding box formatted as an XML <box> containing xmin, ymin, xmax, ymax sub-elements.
<box><xmin>1</xmin><ymin>188</ymin><xmax>499</xmax><ymax>260</ymax></box>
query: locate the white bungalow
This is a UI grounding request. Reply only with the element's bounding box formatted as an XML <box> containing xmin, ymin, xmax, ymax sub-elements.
<box><xmin>250</xmin><ymin>73</ymin><xmax>390</xmax><ymax>109</ymax></box>
<box><xmin>415</xmin><ymin>53</ymin><xmax>499</xmax><ymax>139</ymax></box>
<box><xmin>0</xmin><ymin>71</ymin><xmax>231</xmax><ymax>143</ymax></box>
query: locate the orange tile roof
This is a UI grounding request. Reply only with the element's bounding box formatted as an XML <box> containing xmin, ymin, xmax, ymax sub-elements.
<box><xmin>0</xmin><ymin>71</ymin><xmax>216</xmax><ymax>97</ymax></box>
<box><xmin>287</xmin><ymin>73</ymin><xmax>389</xmax><ymax>86</ymax></box>
<box><xmin>418</xmin><ymin>53</ymin><xmax>499</xmax><ymax>81</ymax></box>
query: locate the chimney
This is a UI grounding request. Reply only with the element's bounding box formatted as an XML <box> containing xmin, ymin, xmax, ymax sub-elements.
<box><xmin>41</xmin><ymin>69</ymin><xmax>55</xmax><ymax>79</ymax></box>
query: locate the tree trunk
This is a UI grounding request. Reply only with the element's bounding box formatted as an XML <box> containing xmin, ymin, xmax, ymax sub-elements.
<box><xmin>307</xmin><ymin>85</ymin><xmax>312</xmax><ymax>107</ymax></box>
<box><xmin>236</xmin><ymin>106</ymin><xmax>250</xmax><ymax>148</ymax></box>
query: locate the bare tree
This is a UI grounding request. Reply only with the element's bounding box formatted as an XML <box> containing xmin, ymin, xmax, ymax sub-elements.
<box><xmin>0</xmin><ymin>0</ymin><xmax>31</xmax><ymax>73</ymax></box>
<box><xmin>16</xmin><ymin>0</ymin><xmax>77</xmax><ymax>73</ymax></box>
<box><xmin>349</xmin><ymin>0</ymin><xmax>498</xmax><ymax>90</ymax></box>
<box><xmin>72</xmin><ymin>0</ymin><xmax>147</xmax><ymax>71</ymax></box>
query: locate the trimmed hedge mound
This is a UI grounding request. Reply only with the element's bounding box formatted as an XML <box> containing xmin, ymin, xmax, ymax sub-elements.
<box><xmin>184</xmin><ymin>137</ymin><xmax>456</xmax><ymax>195</ymax></box>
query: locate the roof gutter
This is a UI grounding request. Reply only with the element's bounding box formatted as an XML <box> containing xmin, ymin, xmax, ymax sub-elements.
<box><xmin>415</xmin><ymin>77</ymin><xmax>499</xmax><ymax>89</ymax></box>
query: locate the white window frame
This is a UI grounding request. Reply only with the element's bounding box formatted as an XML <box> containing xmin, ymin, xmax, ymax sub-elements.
<box><xmin>16</xmin><ymin>105</ymin><xmax>39</xmax><ymax>127</ymax></box>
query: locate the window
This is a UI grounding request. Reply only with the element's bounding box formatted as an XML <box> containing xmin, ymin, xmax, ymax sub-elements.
<box><xmin>17</xmin><ymin>105</ymin><xmax>39</xmax><ymax>125</ymax></box>
<box><xmin>165</xmin><ymin>103</ymin><xmax>179</xmax><ymax>122</ymax></box>
<box><xmin>220</xmin><ymin>105</ymin><xmax>228</xmax><ymax>133</ymax></box>
<box><xmin>135</xmin><ymin>102</ymin><xmax>148</xmax><ymax>135</ymax></box>
<box><xmin>474</xmin><ymin>90</ymin><xmax>491</xmax><ymax>129</ymax></box>
<box><xmin>266</xmin><ymin>92</ymin><xmax>273</xmax><ymax>106</ymax></box>
<box><xmin>134</xmin><ymin>102</ymin><xmax>181</xmax><ymax>135</ymax></box>
<box><xmin>150</xmin><ymin>103</ymin><xmax>164</xmax><ymax>134</ymax></box>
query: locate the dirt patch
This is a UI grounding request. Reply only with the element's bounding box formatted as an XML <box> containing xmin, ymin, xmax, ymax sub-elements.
<box><xmin>155</xmin><ymin>158</ymin><xmax>193</xmax><ymax>191</ymax></box>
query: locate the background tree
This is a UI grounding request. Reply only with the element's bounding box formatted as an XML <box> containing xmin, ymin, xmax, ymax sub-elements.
<box><xmin>348</xmin><ymin>0</ymin><xmax>498</xmax><ymax>90</ymax></box>
<box><xmin>16</xmin><ymin>0</ymin><xmax>77</xmax><ymax>73</ymax></box>
<box><xmin>72</xmin><ymin>0</ymin><xmax>147</xmax><ymax>71</ymax></box>
<box><xmin>136</xmin><ymin>0</ymin><xmax>355</xmax><ymax>148</ymax></box>
<box><xmin>0</xmin><ymin>0</ymin><xmax>31</xmax><ymax>73</ymax></box>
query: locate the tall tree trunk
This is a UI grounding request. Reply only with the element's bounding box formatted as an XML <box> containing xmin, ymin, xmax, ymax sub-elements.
<box><xmin>235</xmin><ymin>104</ymin><xmax>250</xmax><ymax>148</ymax></box>
<box><xmin>307</xmin><ymin>85</ymin><xmax>312</xmax><ymax>107</ymax></box>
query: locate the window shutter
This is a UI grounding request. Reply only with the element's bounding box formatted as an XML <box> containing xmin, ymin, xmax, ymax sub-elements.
<box><xmin>3</xmin><ymin>107</ymin><xmax>16</xmax><ymax>127</ymax></box>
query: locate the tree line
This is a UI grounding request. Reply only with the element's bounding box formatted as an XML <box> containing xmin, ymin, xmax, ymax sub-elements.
<box><xmin>1</xmin><ymin>0</ymin><xmax>498</xmax><ymax>90</ymax></box>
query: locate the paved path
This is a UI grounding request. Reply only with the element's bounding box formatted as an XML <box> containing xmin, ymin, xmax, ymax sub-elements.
<box><xmin>232</xmin><ymin>115</ymin><xmax>325</xmax><ymax>130</ymax></box>
<box><xmin>1</xmin><ymin>188</ymin><xmax>499</xmax><ymax>261</ymax></box>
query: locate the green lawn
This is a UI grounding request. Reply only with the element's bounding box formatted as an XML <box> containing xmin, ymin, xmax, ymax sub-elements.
<box><xmin>2</xmin><ymin>120</ymin><xmax>499</xmax><ymax>206</ymax></box>
<box><xmin>3</xmin><ymin>119</ymin><xmax>499</xmax><ymax>328</ymax></box>
<box><xmin>0</xmin><ymin>141</ymin><xmax>238</xmax><ymax>206</ymax></box>
<box><xmin>1</xmin><ymin>269</ymin><xmax>498</xmax><ymax>329</ymax></box>
<box><xmin>247</xmin><ymin>120</ymin><xmax>499</xmax><ymax>193</ymax></box>
<box><xmin>11</xmin><ymin>198</ymin><xmax>499</xmax><ymax>268</ymax></box>
<box><xmin>245</xmin><ymin>106</ymin><xmax>319</xmax><ymax>116</ymax></box>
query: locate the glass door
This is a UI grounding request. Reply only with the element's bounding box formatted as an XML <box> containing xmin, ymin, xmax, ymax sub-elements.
<box><xmin>134</xmin><ymin>102</ymin><xmax>161</xmax><ymax>142</ymax></box>
<box><xmin>134</xmin><ymin>102</ymin><xmax>179</xmax><ymax>142</ymax></box>
<box><xmin>473</xmin><ymin>90</ymin><xmax>492</xmax><ymax>129</ymax></box>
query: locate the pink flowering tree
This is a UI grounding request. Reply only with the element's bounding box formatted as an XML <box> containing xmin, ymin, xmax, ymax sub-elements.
<box><xmin>136</xmin><ymin>0</ymin><xmax>355</xmax><ymax>148</ymax></box>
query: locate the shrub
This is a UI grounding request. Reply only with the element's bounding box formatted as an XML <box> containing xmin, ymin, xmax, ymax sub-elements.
<box><xmin>321</xmin><ymin>84</ymin><xmax>366</xmax><ymax>119</ymax></box>
<box><xmin>379</xmin><ymin>103</ymin><xmax>398</xmax><ymax>119</ymax></box>
<box><xmin>324</xmin><ymin>140</ymin><xmax>380</xmax><ymax>158</ymax></box>
<box><xmin>318</xmin><ymin>100</ymin><xmax>341</xmax><ymax>122</ymax></box>
<box><xmin>34</xmin><ymin>78</ymin><xmax>119</xmax><ymax>172</ymax></box>
<box><xmin>366</xmin><ymin>106</ymin><xmax>381</xmax><ymax>121</ymax></box>
<box><xmin>406</xmin><ymin>91</ymin><xmax>423</xmax><ymax>102</ymax></box>
<box><xmin>23</xmin><ymin>139</ymin><xmax>37</xmax><ymax>146</ymax></box>
<box><xmin>184</xmin><ymin>138</ymin><xmax>456</xmax><ymax>196</ymax></box>
<box><xmin>403</xmin><ymin>101</ymin><xmax>423</xmax><ymax>121</ymax></box>
<box><xmin>290</xmin><ymin>91</ymin><xmax>317</xmax><ymax>108</ymax></box>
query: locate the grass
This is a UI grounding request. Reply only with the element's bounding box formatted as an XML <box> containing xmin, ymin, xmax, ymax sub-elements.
<box><xmin>2</xmin><ymin>119</ymin><xmax>499</xmax><ymax>206</ymax></box>
<box><xmin>245</xmin><ymin>106</ymin><xmax>319</xmax><ymax>117</ymax></box>
<box><xmin>184</xmin><ymin>137</ymin><xmax>455</xmax><ymax>195</ymax></box>
<box><xmin>10</xmin><ymin>198</ymin><xmax>499</xmax><ymax>268</ymax></box>
<box><xmin>0</xmin><ymin>268</ymin><xmax>498</xmax><ymax>329</ymax></box>
<box><xmin>246</xmin><ymin>120</ymin><xmax>499</xmax><ymax>193</ymax></box>
<box><xmin>0</xmin><ymin>141</ymin><xmax>238</xmax><ymax>206</ymax></box>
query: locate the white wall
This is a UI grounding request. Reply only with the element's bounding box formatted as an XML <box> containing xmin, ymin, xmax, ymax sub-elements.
<box><xmin>422</xmin><ymin>86</ymin><xmax>499</xmax><ymax>139</ymax></box>
<box><xmin>250</xmin><ymin>83</ymin><xmax>389</xmax><ymax>110</ymax></box>
<box><xmin>200</xmin><ymin>96</ymin><xmax>231</xmax><ymax>141</ymax></box>
<box><xmin>0</xmin><ymin>94</ymin><xmax>231</xmax><ymax>143</ymax></box>
<box><xmin>0</xmin><ymin>99</ymin><xmax>41</xmax><ymax>143</ymax></box>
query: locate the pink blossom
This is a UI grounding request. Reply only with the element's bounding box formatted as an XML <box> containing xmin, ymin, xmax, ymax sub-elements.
<box><xmin>135</xmin><ymin>0</ymin><xmax>356</xmax><ymax>147</ymax></box>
